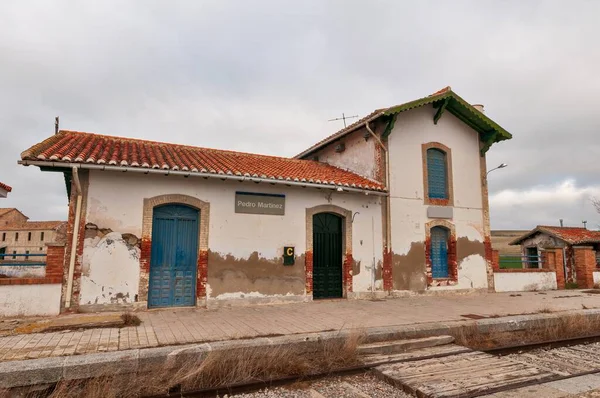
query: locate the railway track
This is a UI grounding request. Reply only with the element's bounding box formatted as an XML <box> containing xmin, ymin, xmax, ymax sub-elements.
<box><xmin>153</xmin><ymin>336</ymin><xmax>600</xmax><ymax>398</ymax></box>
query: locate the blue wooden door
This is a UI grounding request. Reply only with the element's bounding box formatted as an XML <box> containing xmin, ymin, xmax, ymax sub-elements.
<box><xmin>431</xmin><ymin>226</ymin><xmax>449</xmax><ymax>278</ymax></box>
<box><xmin>149</xmin><ymin>204</ymin><xmax>199</xmax><ymax>308</ymax></box>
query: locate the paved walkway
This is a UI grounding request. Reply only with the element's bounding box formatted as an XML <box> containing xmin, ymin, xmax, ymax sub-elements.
<box><xmin>1</xmin><ymin>290</ymin><xmax>599</xmax><ymax>362</ymax></box>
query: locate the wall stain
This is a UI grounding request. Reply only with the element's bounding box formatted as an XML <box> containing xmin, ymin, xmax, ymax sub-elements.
<box><xmin>207</xmin><ymin>251</ymin><xmax>305</xmax><ymax>297</ymax></box>
<box><xmin>352</xmin><ymin>258</ymin><xmax>361</xmax><ymax>276</ymax></box>
<box><xmin>375</xmin><ymin>260</ymin><xmax>383</xmax><ymax>281</ymax></box>
<box><xmin>392</xmin><ymin>242</ymin><xmax>427</xmax><ymax>291</ymax></box>
<box><xmin>456</xmin><ymin>237</ymin><xmax>486</xmax><ymax>269</ymax></box>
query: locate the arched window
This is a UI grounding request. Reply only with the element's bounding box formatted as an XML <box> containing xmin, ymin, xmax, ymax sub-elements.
<box><xmin>427</xmin><ymin>148</ymin><xmax>448</xmax><ymax>200</ymax></box>
<box><xmin>430</xmin><ymin>226</ymin><xmax>449</xmax><ymax>278</ymax></box>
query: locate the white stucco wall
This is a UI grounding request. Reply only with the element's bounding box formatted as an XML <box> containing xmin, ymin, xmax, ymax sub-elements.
<box><xmin>387</xmin><ymin>106</ymin><xmax>488</xmax><ymax>291</ymax></box>
<box><xmin>0</xmin><ymin>284</ymin><xmax>61</xmax><ymax>316</ymax></box>
<box><xmin>83</xmin><ymin>170</ymin><xmax>383</xmax><ymax>304</ymax></box>
<box><xmin>312</xmin><ymin>127</ymin><xmax>380</xmax><ymax>182</ymax></box>
<box><xmin>494</xmin><ymin>272</ymin><xmax>557</xmax><ymax>292</ymax></box>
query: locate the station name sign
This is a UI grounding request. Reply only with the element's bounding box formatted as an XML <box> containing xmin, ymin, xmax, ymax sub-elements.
<box><xmin>235</xmin><ymin>191</ymin><xmax>285</xmax><ymax>216</ymax></box>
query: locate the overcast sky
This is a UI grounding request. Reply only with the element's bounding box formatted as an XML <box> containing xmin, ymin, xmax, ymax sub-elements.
<box><xmin>1</xmin><ymin>0</ymin><xmax>599</xmax><ymax>230</ymax></box>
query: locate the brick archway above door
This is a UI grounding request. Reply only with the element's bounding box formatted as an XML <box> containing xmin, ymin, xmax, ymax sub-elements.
<box><xmin>139</xmin><ymin>194</ymin><xmax>210</xmax><ymax>307</ymax></box>
<box><xmin>305</xmin><ymin>204</ymin><xmax>353</xmax><ymax>297</ymax></box>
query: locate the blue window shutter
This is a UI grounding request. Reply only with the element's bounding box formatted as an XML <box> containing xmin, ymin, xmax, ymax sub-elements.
<box><xmin>427</xmin><ymin>149</ymin><xmax>448</xmax><ymax>199</ymax></box>
<box><xmin>431</xmin><ymin>226</ymin><xmax>449</xmax><ymax>278</ymax></box>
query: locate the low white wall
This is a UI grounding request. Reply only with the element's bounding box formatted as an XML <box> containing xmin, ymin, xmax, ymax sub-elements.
<box><xmin>593</xmin><ymin>271</ymin><xmax>600</xmax><ymax>286</ymax></box>
<box><xmin>494</xmin><ymin>272</ymin><xmax>557</xmax><ymax>292</ymax></box>
<box><xmin>0</xmin><ymin>265</ymin><xmax>45</xmax><ymax>278</ymax></box>
<box><xmin>0</xmin><ymin>284</ymin><xmax>61</xmax><ymax>317</ymax></box>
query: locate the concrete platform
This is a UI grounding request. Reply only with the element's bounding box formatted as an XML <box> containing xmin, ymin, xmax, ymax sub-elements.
<box><xmin>1</xmin><ymin>290</ymin><xmax>600</xmax><ymax>362</ymax></box>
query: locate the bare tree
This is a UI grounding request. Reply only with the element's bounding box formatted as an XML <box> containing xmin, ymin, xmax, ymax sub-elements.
<box><xmin>594</xmin><ymin>197</ymin><xmax>600</xmax><ymax>214</ymax></box>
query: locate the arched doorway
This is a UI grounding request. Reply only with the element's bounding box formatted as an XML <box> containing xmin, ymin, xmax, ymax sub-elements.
<box><xmin>430</xmin><ymin>226</ymin><xmax>450</xmax><ymax>279</ymax></box>
<box><xmin>312</xmin><ymin>212</ymin><xmax>343</xmax><ymax>299</ymax></box>
<box><xmin>149</xmin><ymin>204</ymin><xmax>199</xmax><ymax>308</ymax></box>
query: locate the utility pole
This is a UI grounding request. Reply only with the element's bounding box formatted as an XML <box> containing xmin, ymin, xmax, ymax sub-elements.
<box><xmin>328</xmin><ymin>113</ymin><xmax>358</xmax><ymax>128</ymax></box>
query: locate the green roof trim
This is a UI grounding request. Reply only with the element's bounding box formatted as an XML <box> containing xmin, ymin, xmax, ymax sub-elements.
<box><xmin>383</xmin><ymin>89</ymin><xmax>512</xmax><ymax>155</ymax></box>
<box><xmin>381</xmin><ymin>114</ymin><xmax>397</xmax><ymax>139</ymax></box>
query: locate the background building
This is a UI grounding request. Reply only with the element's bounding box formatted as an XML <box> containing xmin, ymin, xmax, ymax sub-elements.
<box><xmin>0</xmin><ymin>208</ymin><xmax>65</xmax><ymax>262</ymax></box>
<box><xmin>0</xmin><ymin>182</ymin><xmax>11</xmax><ymax>198</ymax></box>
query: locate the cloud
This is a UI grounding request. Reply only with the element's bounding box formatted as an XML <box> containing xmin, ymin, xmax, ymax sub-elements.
<box><xmin>490</xmin><ymin>179</ymin><xmax>600</xmax><ymax>230</ymax></box>
<box><xmin>1</xmin><ymin>0</ymin><xmax>599</xmax><ymax>227</ymax></box>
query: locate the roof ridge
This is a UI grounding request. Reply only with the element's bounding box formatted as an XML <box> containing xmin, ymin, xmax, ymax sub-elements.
<box><xmin>539</xmin><ymin>225</ymin><xmax>591</xmax><ymax>230</ymax></box>
<box><xmin>294</xmin><ymin>87</ymin><xmax>455</xmax><ymax>159</ymax></box>
<box><xmin>57</xmin><ymin>130</ymin><xmax>314</xmax><ymax>163</ymax></box>
<box><xmin>295</xmin><ymin>86</ymin><xmax>512</xmax><ymax>159</ymax></box>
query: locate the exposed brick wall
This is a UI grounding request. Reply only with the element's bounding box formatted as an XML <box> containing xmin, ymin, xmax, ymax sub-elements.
<box><xmin>197</xmin><ymin>250</ymin><xmax>208</xmax><ymax>298</ymax></box>
<box><xmin>305</xmin><ymin>250</ymin><xmax>313</xmax><ymax>294</ymax></box>
<box><xmin>537</xmin><ymin>248</ymin><xmax>565</xmax><ymax>289</ymax></box>
<box><xmin>541</xmin><ymin>250</ymin><xmax>552</xmax><ymax>270</ymax></box>
<box><xmin>553</xmin><ymin>248</ymin><xmax>566</xmax><ymax>289</ymax></box>
<box><xmin>45</xmin><ymin>243</ymin><xmax>65</xmax><ymax>281</ymax></box>
<box><xmin>0</xmin><ymin>277</ymin><xmax>61</xmax><ymax>285</ymax></box>
<box><xmin>343</xmin><ymin>253</ymin><xmax>353</xmax><ymax>293</ymax></box>
<box><xmin>491</xmin><ymin>249</ymin><xmax>500</xmax><ymax>271</ymax></box>
<box><xmin>574</xmin><ymin>246</ymin><xmax>595</xmax><ymax>289</ymax></box>
<box><xmin>383</xmin><ymin>249</ymin><xmax>393</xmax><ymax>291</ymax></box>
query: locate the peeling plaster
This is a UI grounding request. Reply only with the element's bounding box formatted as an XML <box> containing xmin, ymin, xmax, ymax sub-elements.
<box><xmin>352</xmin><ymin>258</ymin><xmax>361</xmax><ymax>276</ymax></box>
<box><xmin>207</xmin><ymin>251</ymin><xmax>305</xmax><ymax>298</ymax></box>
<box><xmin>213</xmin><ymin>291</ymin><xmax>298</xmax><ymax>300</ymax></box>
<box><xmin>456</xmin><ymin>237</ymin><xmax>486</xmax><ymax>268</ymax></box>
<box><xmin>392</xmin><ymin>242</ymin><xmax>427</xmax><ymax>291</ymax></box>
<box><xmin>80</xmin><ymin>231</ymin><xmax>140</xmax><ymax>305</ymax></box>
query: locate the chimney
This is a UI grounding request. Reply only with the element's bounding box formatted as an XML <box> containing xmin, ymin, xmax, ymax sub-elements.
<box><xmin>472</xmin><ymin>104</ymin><xmax>485</xmax><ymax>113</ymax></box>
<box><xmin>583</xmin><ymin>221</ymin><xmax>588</xmax><ymax>229</ymax></box>
<box><xmin>559</xmin><ymin>219</ymin><xmax>563</xmax><ymax>227</ymax></box>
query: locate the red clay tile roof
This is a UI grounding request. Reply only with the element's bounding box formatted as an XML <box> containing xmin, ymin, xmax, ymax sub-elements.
<box><xmin>20</xmin><ymin>130</ymin><xmax>385</xmax><ymax>192</ymax></box>
<box><xmin>1</xmin><ymin>221</ymin><xmax>65</xmax><ymax>231</ymax></box>
<box><xmin>0</xmin><ymin>182</ymin><xmax>11</xmax><ymax>193</ymax></box>
<box><xmin>510</xmin><ymin>226</ymin><xmax>600</xmax><ymax>246</ymax></box>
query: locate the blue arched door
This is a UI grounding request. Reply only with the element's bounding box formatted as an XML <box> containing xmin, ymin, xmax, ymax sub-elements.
<box><xmin>431</xmin><ymin>226</ymin><xmax>449</xmax><ymax>279</ymax></box>
<box><xmin>149</xmin><ymin>204</ymin><xmax>199</xmax><ymax>308</ymax></box>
